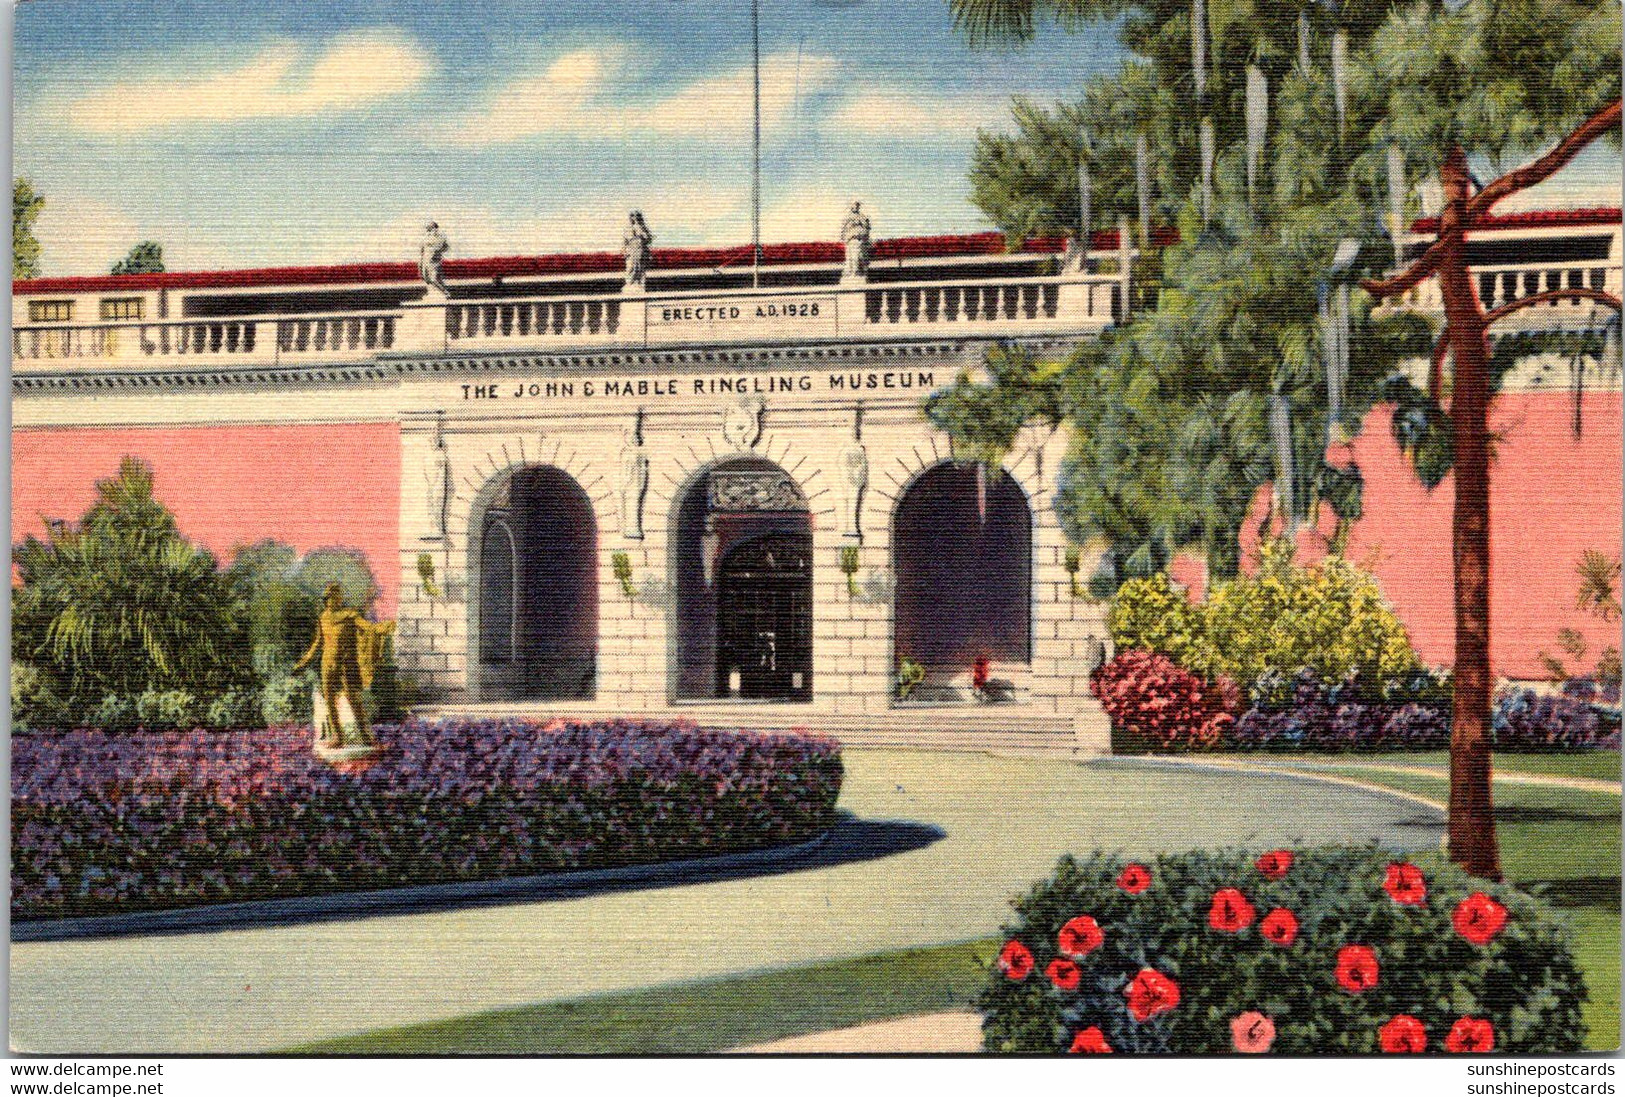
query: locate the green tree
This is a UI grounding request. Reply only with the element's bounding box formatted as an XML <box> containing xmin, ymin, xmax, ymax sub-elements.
<box><xmin>111</xmin><ymin>240</ymin><xmax>165</xmax><ymax>275</ymax></box>
<box><xmin>12</xmin><ymin>458</ymin><xmax>253</xmax><ymax>707</ymax></box>
<box><xmin>13</xmin><ymin>177</ymin><xmax>44</xmax><ymax>280</ymax></box>
<box><xmin>942</xmin><ymin>0</ymin><xmax>1621</xmax><ymax>877</ymax></box>
<box><xmin>1356</xmin><ymin>0</ymin><xmax>1621</xmax><ymax>879</ymax></box>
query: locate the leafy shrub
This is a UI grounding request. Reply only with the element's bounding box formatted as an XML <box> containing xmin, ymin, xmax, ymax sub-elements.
<box><xmin>257</xmin><ymin>675</ymin><xmax>308</xmax><ymax>725</ymax></box>
<box><xmin>1107</xmin><ymin>574</ymin><xmax>1210</xmax><ymax>676</ymax></box>
<box><xmin>1089</xmin><ymin>650</ymin><xmax>1236</xmax><ymax>751</ymax></box>
<box><xmin>12</xmin><ymin>719</ymin><xmax>844</xmax><ymax>921</ymax></box>
<box><xmin>1228</xmin><ymin>669</ymin><xmax>1452</xmax><ymax>752</ymax></box>
<box><xmin>1493</xmin><ymin>689</ymin><xmax>1621</xmax><ymax>752</ymax></box>
<box><xmin>978</xmin><ymin>847</ymin><xmax>1586</xmax><ymax>1054</ymax></box>
<box><xmin>11</xmin><ymin>662</ymin><xmax>65</xmax><ymax>733</ymax></box>
<box><xmin>11</xmin><ymin>458</ymin><xmax>253</xmax><ymax>710</ymax></box>
<box><xmin>1108</xmin><ymin>543</ymin><xmax>1420</xmax><ymax>697</ymax></box>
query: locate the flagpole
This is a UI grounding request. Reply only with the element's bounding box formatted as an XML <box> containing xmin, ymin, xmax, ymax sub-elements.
<box><xmin>752</xmin><ymin>0</ymin><xmax>762</xmax><ymax>287</ymax></box>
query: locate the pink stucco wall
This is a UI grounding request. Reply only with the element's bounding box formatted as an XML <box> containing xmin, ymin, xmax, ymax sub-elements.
<box><xmin>11</xmin><ymin>423</ymin><xmax>402</xmax><ymax>614</ymax></box>
<box><xmin>1209</xmin><ymin>391</ymin><xmax>1622</xmax><ymax>679</ymax></box>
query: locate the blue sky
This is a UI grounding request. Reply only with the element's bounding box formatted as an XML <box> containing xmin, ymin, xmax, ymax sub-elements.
<box><xmin>12</xmin><ymin>0</ymin><xmax>1617</xmax><ymax>276</ymax></box>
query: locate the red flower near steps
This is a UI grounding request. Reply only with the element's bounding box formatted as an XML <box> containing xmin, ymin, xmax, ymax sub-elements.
<box><xmin>1116</xmin><ymin>864</ymin><xmax>1152</xmax><ymax>894</ymax></box>
<box><xmin>1260</xmin><ymin>907</ymin><xmax>1299</xmax><ymax>946</ymax></box>
<box><xmin>1454</xmin><ymin>893</ymin><xmax>1509</xmax><ymax>945</ymax></box>
<box><xmin>1379</xmin><ymin>1015</ymin><xmax>1427</xmax><ymax>1053</ymax></box>
<box><xmin>1046</xmin><ymin>958</ymin><xmax>1082</xmax><ymax>991</ymax></box>
<box><xmin>1383</xmin><ymin>863</ymin><xmax>1428</xmax><ymax>905</ymax></box>
<box><xmin>1208</xmin><ymin>888</ymin><xmax>1256</xmax><ymax>933</ymax></box>
<box><xmin>1058</xmin><ymin>915</ymin><xmax>1105</xmax><ymax>959</ymax></box>
<box><xmin>1124</xmin><ymin>968</ymin><xmax>1181</xmax><ymax>1022</ymax></box>
<box><xmin>972</xmin><ymin>656</ymin><xmax>992</xmax><ymax>691</ymax></box>
<box><xmin>1446</xmin><ymin>1017</ymin><xmax>1496</xmax><ymax>1053</ymax></box>
<box><xmin>1335</xmin><ymin>945</ymin><xmax>1380</xmax><ymax>993</ymax></box>
<box><xmin>1230</xmin><ymin>1011</ymin><xmax>1276</xmax><ymax>1053</ymax></box>
<box><xmin>997</xmin><ymin>939</ymin><xmax>1034</xmax><ymax>981</ymax></box>
<box><xmin>1256</xmin><ymin>850</ymin><xmax>1293</xmax><ymax>879</ymax></box>
<box><xmin>1069</xmin><ymin>1026</ymin><xmax>1113</xmax><ymax>1054</ymax></box>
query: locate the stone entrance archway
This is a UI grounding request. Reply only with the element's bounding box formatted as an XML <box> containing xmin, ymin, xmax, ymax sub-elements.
<box><xmin>672</xmin><ymin>457</ymin><xmax>812</xmax><ymax>702</ymax></box>
<box><xmin>476</xmin><ymin>464</ymin><xmax>597</xmax><ymax>700</ymax></box>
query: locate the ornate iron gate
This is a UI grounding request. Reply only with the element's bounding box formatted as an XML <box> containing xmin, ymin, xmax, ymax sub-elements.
<box><xmin>716</xmin><ymin>533</ymin><xmax>812</xmax><ymax>700</ymax></box>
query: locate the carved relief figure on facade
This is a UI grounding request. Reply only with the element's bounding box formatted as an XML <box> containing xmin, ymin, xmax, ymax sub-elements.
<box><xmin>620</xmin><ymin>419</ymin><xmax>649</xmax><ymax>540</ymax></box>
<box><xmin>721</xmin><ymin>394</ymin><xmax>765</xmax><ymax>448</ymax></box>
<box><xmin>423</xmin><ymin>419</ymin><xmax>451</xmax><ymax>540</ymax></box>
<box><xmin>839</xmin><ymin>413</ymin><xmax>868</xmax><ymax>541</ymax></box>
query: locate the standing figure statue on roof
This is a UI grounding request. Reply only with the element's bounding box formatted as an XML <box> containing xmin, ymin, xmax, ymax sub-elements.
<box><xmin>840</xmin><ymin>201</ymin><xmax>872</xmax><ymax>282</ymax></box>
<box><xmin>623</xmin><ymin>210</ymin><xmax>653</xmax><ymax>292</ymax></box>
<box><xmin>419</xmin><ymin>221</ymin><xmax>449</xmax><ymax>296</ymax></box>
<box><xmin>293</xmin><ymin>584</ymin><xmax>397</xmax><ymax>762</ymax></box>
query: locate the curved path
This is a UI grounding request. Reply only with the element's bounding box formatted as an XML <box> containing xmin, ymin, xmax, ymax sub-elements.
<box><xmin>9</xmin><ymin>750</ymin><xmax>1443</xmax><ymax>1054</ymax></box>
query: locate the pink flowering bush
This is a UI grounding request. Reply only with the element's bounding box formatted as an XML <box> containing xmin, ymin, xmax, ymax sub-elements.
<box><xmin>979</xmin><ymin>847</ymin><xmax>1585</xmax><ymax>1054</ymax></box>
<box><xmin>12</xmin><ymin>718</ymin><xmax>842</xmax><ymax>922</ymax></box>
<box><xmin>1089</xmin><ymin>650</ymin><xmax>1237</xmax><ymax>751</ymax></box>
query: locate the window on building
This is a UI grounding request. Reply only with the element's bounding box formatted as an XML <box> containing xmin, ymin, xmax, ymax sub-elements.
<box><xmin>27</xmin><ymin>300</ymin><xmax>73</xmax><ymax>323</ymax></box>
<box><xmin>99</xmin><ymin>297</ymin><xmax>145</xmax><ymax>321</ymax></box>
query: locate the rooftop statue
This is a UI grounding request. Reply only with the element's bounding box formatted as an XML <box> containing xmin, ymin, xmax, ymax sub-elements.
<box><xmin>840</xmin><ymin>201</ymin><xmax>872</xmax><ymax>282</ymax></box>
<box><xmin>419</xmin><ymin>221</ymin><xmax>449</xmax><ymax>295</ymax></box>
<box><xmin>623</xmin><ymin>210</ymin><xmax>653</xmax><ymax>291</ymax></box>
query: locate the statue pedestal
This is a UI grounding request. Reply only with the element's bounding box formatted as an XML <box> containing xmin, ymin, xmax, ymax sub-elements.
<box><xmin>311</xmin><ymin>688</ymin><xmax>380</xmax><ymax>765</ymax></box>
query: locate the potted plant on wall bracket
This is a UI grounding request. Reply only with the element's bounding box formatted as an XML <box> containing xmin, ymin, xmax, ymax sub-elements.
<box><xmin>839</xmin><ymin>545</ymin><xmax>861</xmax><ymax>596</ymax></box>
<box><xmin>611</xmin><ymin>551</ymin><xmax>637</xmax><ymax>598</ymax></box>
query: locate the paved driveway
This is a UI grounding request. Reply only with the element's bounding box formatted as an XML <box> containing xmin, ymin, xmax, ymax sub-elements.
<box><xmin>9</xmin><ymin>750</ymin><xmax>1442</xmax><ymax>1053</ymax></box>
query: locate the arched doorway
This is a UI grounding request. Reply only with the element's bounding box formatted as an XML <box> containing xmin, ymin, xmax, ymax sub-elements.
<box><xmin>892</xmin><ymin>462</ymin><xmax>1032</xmax><ymax>695</ymax></box>
<box><xmin>476</xmin><ymin>465</ymin><xmax>597</xmax><ymax>700</ymax></box>
<box><xmin>672</xmin><ymin>457</ymin><xmax>812</xmax><ymax>701</ymax></box>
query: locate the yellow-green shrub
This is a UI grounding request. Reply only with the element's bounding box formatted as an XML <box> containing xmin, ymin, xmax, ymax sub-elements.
<box><xmin>1107</xmin><ymin>574</ymin><xmax>1212</xmax><ymax>677</ymax></box>
<box><xmin>1108</xmin><ymin>543</ymin><xmax>1420</xmax><ymax>696</ymax></box>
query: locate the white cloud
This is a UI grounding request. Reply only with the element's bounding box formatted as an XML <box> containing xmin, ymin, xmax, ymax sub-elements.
<box><xmin>67</xmin><ymin>30</ymin><xmax>433</xmax><ymax>134</ymax></box>
<box><xmin>825</xmin><ymin>88</ymin><xmax>1013</xmax><ymax>140</ymax></box>
<box><xmin>439</xmin><ymin>48</ymin><xmax>839</xmax><ymax>147</ymax></box>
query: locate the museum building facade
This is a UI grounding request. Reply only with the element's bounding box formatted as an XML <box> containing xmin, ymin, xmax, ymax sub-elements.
<box><xmin>11</xmin><ymin>207</ymin><xmax>1622</xmax><ymax>752</ymax></box>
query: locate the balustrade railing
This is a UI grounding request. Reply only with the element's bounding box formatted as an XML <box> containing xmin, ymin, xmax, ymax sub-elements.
<box><xmin>1394</xmin><ymin>260</ymin><xmax>1622</xmax><ymax>319</ymax></box>
<box><xmin>10</xmin><ymin>272</ymin><xmax>1129</xmax><ymax>370</ymax></box>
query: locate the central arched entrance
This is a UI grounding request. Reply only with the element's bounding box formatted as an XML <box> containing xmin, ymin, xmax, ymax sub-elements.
<box><xmin>476</xmin><ymin>465</ymin><xmax>597</xmax><ymax>701</ymax></box>
<box><xmin>672</xmin><ymin>457</ymin><xmax>812</xmax><ymax>701</ymax></box>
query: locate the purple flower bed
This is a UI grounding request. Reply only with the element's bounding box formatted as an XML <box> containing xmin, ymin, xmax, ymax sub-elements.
<box><xmin>1227</xmin><ymin>669</ymin><xmax>1621</xmax><ymax>753</ymax></box>
<box><xmin>12</xmin><ymin>718</ymin><xmax>844</xmax><ymax>922</ymax></box>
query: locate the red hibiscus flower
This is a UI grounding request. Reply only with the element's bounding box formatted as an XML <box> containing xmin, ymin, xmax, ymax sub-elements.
<box><xmin>1383</xmin><ymin>863</ymin><xmax>1428</xmax><ymax>905</ymax></box>
<box><xmin>1230</xmin><ymin>1011</ymin><xmax>1276</xmax><ymax>1054</ymax></box>
<box><xmin>1124</xmin><ymin>968</ymin><xmax>1181</xmax><ymax>1022</ymax></box>
<box><xmin>1379</xmin><ymin>1015</ymin><xmax>1427</xmax><ymax>1053</ymax></box>
<box><xmin>1454</xmin><ymin>893</ymin><xmax>1509</xmax><ymax>946</ymax></box>
<box><xmin>997</xmin><ymin>939</ymin><xmax>1034</xmax><ymax>981</ymax></box>
<box><xmin>1208</xmin><ymin>887</ymin><xmax>1257</xmax><ymax>933</ymax></box>
<box><xmin>1116</xmin><ymin>864</ymin><xmax>1152</xmax><ymax>894</ymax></box>
<box><xmin>1058</xmin><ymin>915</ymin><xmax>1105</xmax><ymax>960</ymax></box>
<box><xmin>1335</xmin><ymin>945</ymin><xmax>1379</xmax><ymax>993</ymax></box>
<box><xmin>1259</xmin><ymin>907</ymin><xmax>1299</xmax><ymax>946</ymax></box>
<box><xmin>1256</xmin><ymin>850</ymin><xmax>1293</xmax><ymax>880</ymax></box>
<box><xmin>1069</xmin><ymin>1026</ymin><xmax>1113</xmax><ymax>1054</ymax></box>
<box><xmin>1046</xmin><ymin>958</ymin><xmax>1082</xmax><ymax>991</ymax></box>
<box><xmin>1446</xmin><ymin>1017</ymin><xmax>1496</xmax><ymax>1053</ymax></box>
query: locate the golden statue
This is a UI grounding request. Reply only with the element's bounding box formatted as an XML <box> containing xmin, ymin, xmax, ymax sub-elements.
<box><xmin>293</xmin><ymin>583</ymin><xmax>397</xmax><ymax>755</ymax></box>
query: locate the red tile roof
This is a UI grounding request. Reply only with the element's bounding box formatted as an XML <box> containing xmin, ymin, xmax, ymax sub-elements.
<box><xmin>1409</xmin><ymin>206</ymin><xmax>1621</xmax><ymax>234</ymax></box>
<box><xmin>11</xmin><ymin>225</ymin><xmax>1176</xmax><ymax>297</ymax></box>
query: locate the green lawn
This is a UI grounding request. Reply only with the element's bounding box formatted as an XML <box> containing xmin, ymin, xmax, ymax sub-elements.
<box><xmin>1261</xmin><ymin>763</ymin><xmax>1621</xmax><ymax>1051</ymax></box>
<box><xmin>282</xmin><ymin>754</ymin><xmax>1620</xmax><ymax>1055</ymax></box>
<box><xmin>1229</xmin><ymin>750</ymin><xmax>1621</xmax><ymax>784</ymax></box>
<box><xmin>283</xmin><ymin>939</ymin><xmax>999</xmax><ymax>1055</ymax></box>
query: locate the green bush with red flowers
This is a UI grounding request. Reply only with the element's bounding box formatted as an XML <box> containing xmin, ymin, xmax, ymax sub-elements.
<box><xmin>978</xmin><ymin>847</ymin><xmax>1586</xmax><ymax>1054</ymax></box>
